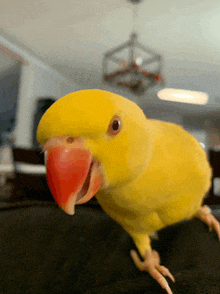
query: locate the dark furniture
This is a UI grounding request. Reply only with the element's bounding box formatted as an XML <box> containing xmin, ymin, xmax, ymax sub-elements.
<box><xmin>1</xmin><ymin>147</ymin><xmax>220</xmax><ymax>293</ymax></box>
<box><xmin>0</xmin><ymin>199</ymin><xmax>220</xmax><ymax>294</ymax></box>
<box><xmin>7</xmin><ymin>147</ymin><xmax>53</xmax><ymax>202</ymax></box>
<box><xmin>204</xmin><ymin>149</ymin><xmax>220</xmax><ymax>206</ymax></box>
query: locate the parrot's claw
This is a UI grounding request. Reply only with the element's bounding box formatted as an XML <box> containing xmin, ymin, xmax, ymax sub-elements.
<box><xmin>195</xmin><ymin>205</ymin><xmax>220</xmax><ymax>241</ymax></box>
<box><xmin>130</xmin><ymin>249</ymin><xmax>175</xmax><ymax>294</ymax></box>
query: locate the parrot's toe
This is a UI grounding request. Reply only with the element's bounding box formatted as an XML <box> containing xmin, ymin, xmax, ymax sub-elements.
<box><xmin>130</xmin><ymin>249</ymin><xmax>175</xmax><ymax>294</ymax></box>
<box><xmin>195</xmin><ymin>205</ymin><xmax>220</xmax><ymax>241</ymax></box>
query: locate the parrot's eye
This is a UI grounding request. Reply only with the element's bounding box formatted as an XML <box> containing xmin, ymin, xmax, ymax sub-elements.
<box><xmin>107</xmin><ymin>116</ymin><xmax>121</xmax><ymax>136</ymax></box>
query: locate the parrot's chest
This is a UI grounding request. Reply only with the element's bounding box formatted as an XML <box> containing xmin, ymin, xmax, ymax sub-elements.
<box><xmin>95</xmin><ymin>175</ymin><xmax>172</xmax><ymax>233</ymax></box>
<box><xmin>96</xmin><ymin>159</ymin><xmax>177</xmax><ymax>217</ymax></box>
<box><xmin>96</xmin><ymin>187</ymin><xmax>166</xmax><ymax>234</ymax></box>
<box><xmin>96</xmin><ymin>154</ymin><xmax>210</xmax><ymax>235</ymax></box>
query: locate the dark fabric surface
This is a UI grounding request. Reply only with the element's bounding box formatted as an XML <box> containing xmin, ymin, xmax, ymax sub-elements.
<box><xmin>1</xmin><ymin>198</ymin><xmax>220</xmax><ymax>294</ymax></box>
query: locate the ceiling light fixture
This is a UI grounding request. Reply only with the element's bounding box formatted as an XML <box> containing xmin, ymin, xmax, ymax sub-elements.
<box><xmin>102</xmin><ymin>0</ymin><xmax>164</xmax><ymax>95</ymax></box>
<box><xmin>157</xmin><ymin>88</ymin><xmax>209</xmax><ymax>105</ymax></box>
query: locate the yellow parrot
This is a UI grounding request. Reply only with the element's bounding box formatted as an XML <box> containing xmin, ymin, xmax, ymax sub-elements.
<box><xmin>37</xmin><ymin>89</ymin><xmax>220</xmax><ymax>294</ymax></box>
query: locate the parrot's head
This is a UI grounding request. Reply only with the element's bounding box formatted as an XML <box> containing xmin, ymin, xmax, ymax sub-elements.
<box><xmin>37</xmin><ymin>89</ymin><xmax>153</xmax><ymax>215</ymax></box>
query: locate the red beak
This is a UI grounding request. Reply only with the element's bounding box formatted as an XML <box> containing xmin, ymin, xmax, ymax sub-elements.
<box><xmin>46</xmin><ymin>146</ymin><xmax>103</xmax><ymax>215</ymax></box>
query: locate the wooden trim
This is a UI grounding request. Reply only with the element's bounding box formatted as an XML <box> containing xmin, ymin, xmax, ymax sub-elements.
<box><xmin>0</xmin><ymin>44</ymin><xmax>29</xmax><ymax>66</ymax></box>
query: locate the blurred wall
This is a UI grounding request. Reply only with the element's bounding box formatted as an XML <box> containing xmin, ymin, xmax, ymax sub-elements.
<box><xmin>0</xmin><ymin>64</ymin><xmax>20</xmax><ymax>145</ymax></box>
<box><xmin>15</xmin><ymin>63</ymin><xmax>77</xmax><ymax>147</ymax></box>
<box><xmin>0</xmin><ymin>32</ymin><xmax>79</xmax><ymax>148</ymax></box>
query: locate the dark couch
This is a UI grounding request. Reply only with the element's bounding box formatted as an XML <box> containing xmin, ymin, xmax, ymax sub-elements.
<box><xmin>1</xmin><ymin>147</ymin><xmax>220</xmax><ymax>293</ymax></box>
<box><xmin>1</xmin><ymin>196</ymin><xmax>220</xmax><ymax>294</ymax></box>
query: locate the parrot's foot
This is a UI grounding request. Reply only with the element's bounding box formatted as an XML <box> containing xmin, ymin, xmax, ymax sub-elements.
<box><xmin>130</xmin><ymin>249</ymin><xmax>175</xmax><ymax>294</ymax></box>
<box><xmin>195</xmin><ymin>205</ymin><xmax>220</xmax><ymax>240</ymax></box>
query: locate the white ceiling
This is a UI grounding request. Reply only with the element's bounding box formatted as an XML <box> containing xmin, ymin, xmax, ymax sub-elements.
<box><xmin>1</xmin><ymin>0</ymin><xmax>220</xmax><ymax>114</ymax></box>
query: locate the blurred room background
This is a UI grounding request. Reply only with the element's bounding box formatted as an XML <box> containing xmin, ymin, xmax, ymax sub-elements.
<box><xmin>0</xmin><ymin>0</ymin><xmax>220</xmax><ymax>203</ymax></box>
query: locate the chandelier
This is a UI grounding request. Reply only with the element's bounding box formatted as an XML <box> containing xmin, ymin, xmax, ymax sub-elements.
<box><xmin>102</xmin><ymin>0</ymin><xmax>164</xmax><ymax>95</ymax></box>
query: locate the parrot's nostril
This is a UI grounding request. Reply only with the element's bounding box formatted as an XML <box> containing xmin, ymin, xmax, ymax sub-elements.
<box><xmin>66</xmin><ymin>137</ymin><xmax>75</xmax><ymax>144</ymax></box>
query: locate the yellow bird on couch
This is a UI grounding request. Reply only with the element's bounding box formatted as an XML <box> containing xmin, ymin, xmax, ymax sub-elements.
<box><xmin>37</xmin><ymin>89</ymin><xmax>220</xmax><ymax>294</ymax></box>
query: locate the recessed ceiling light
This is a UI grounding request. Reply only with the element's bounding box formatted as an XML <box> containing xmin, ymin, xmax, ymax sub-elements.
<box><xmin>157</xmin><ymin>88</ymin><xmax>209</xmax><ymax>105</ymax></box>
